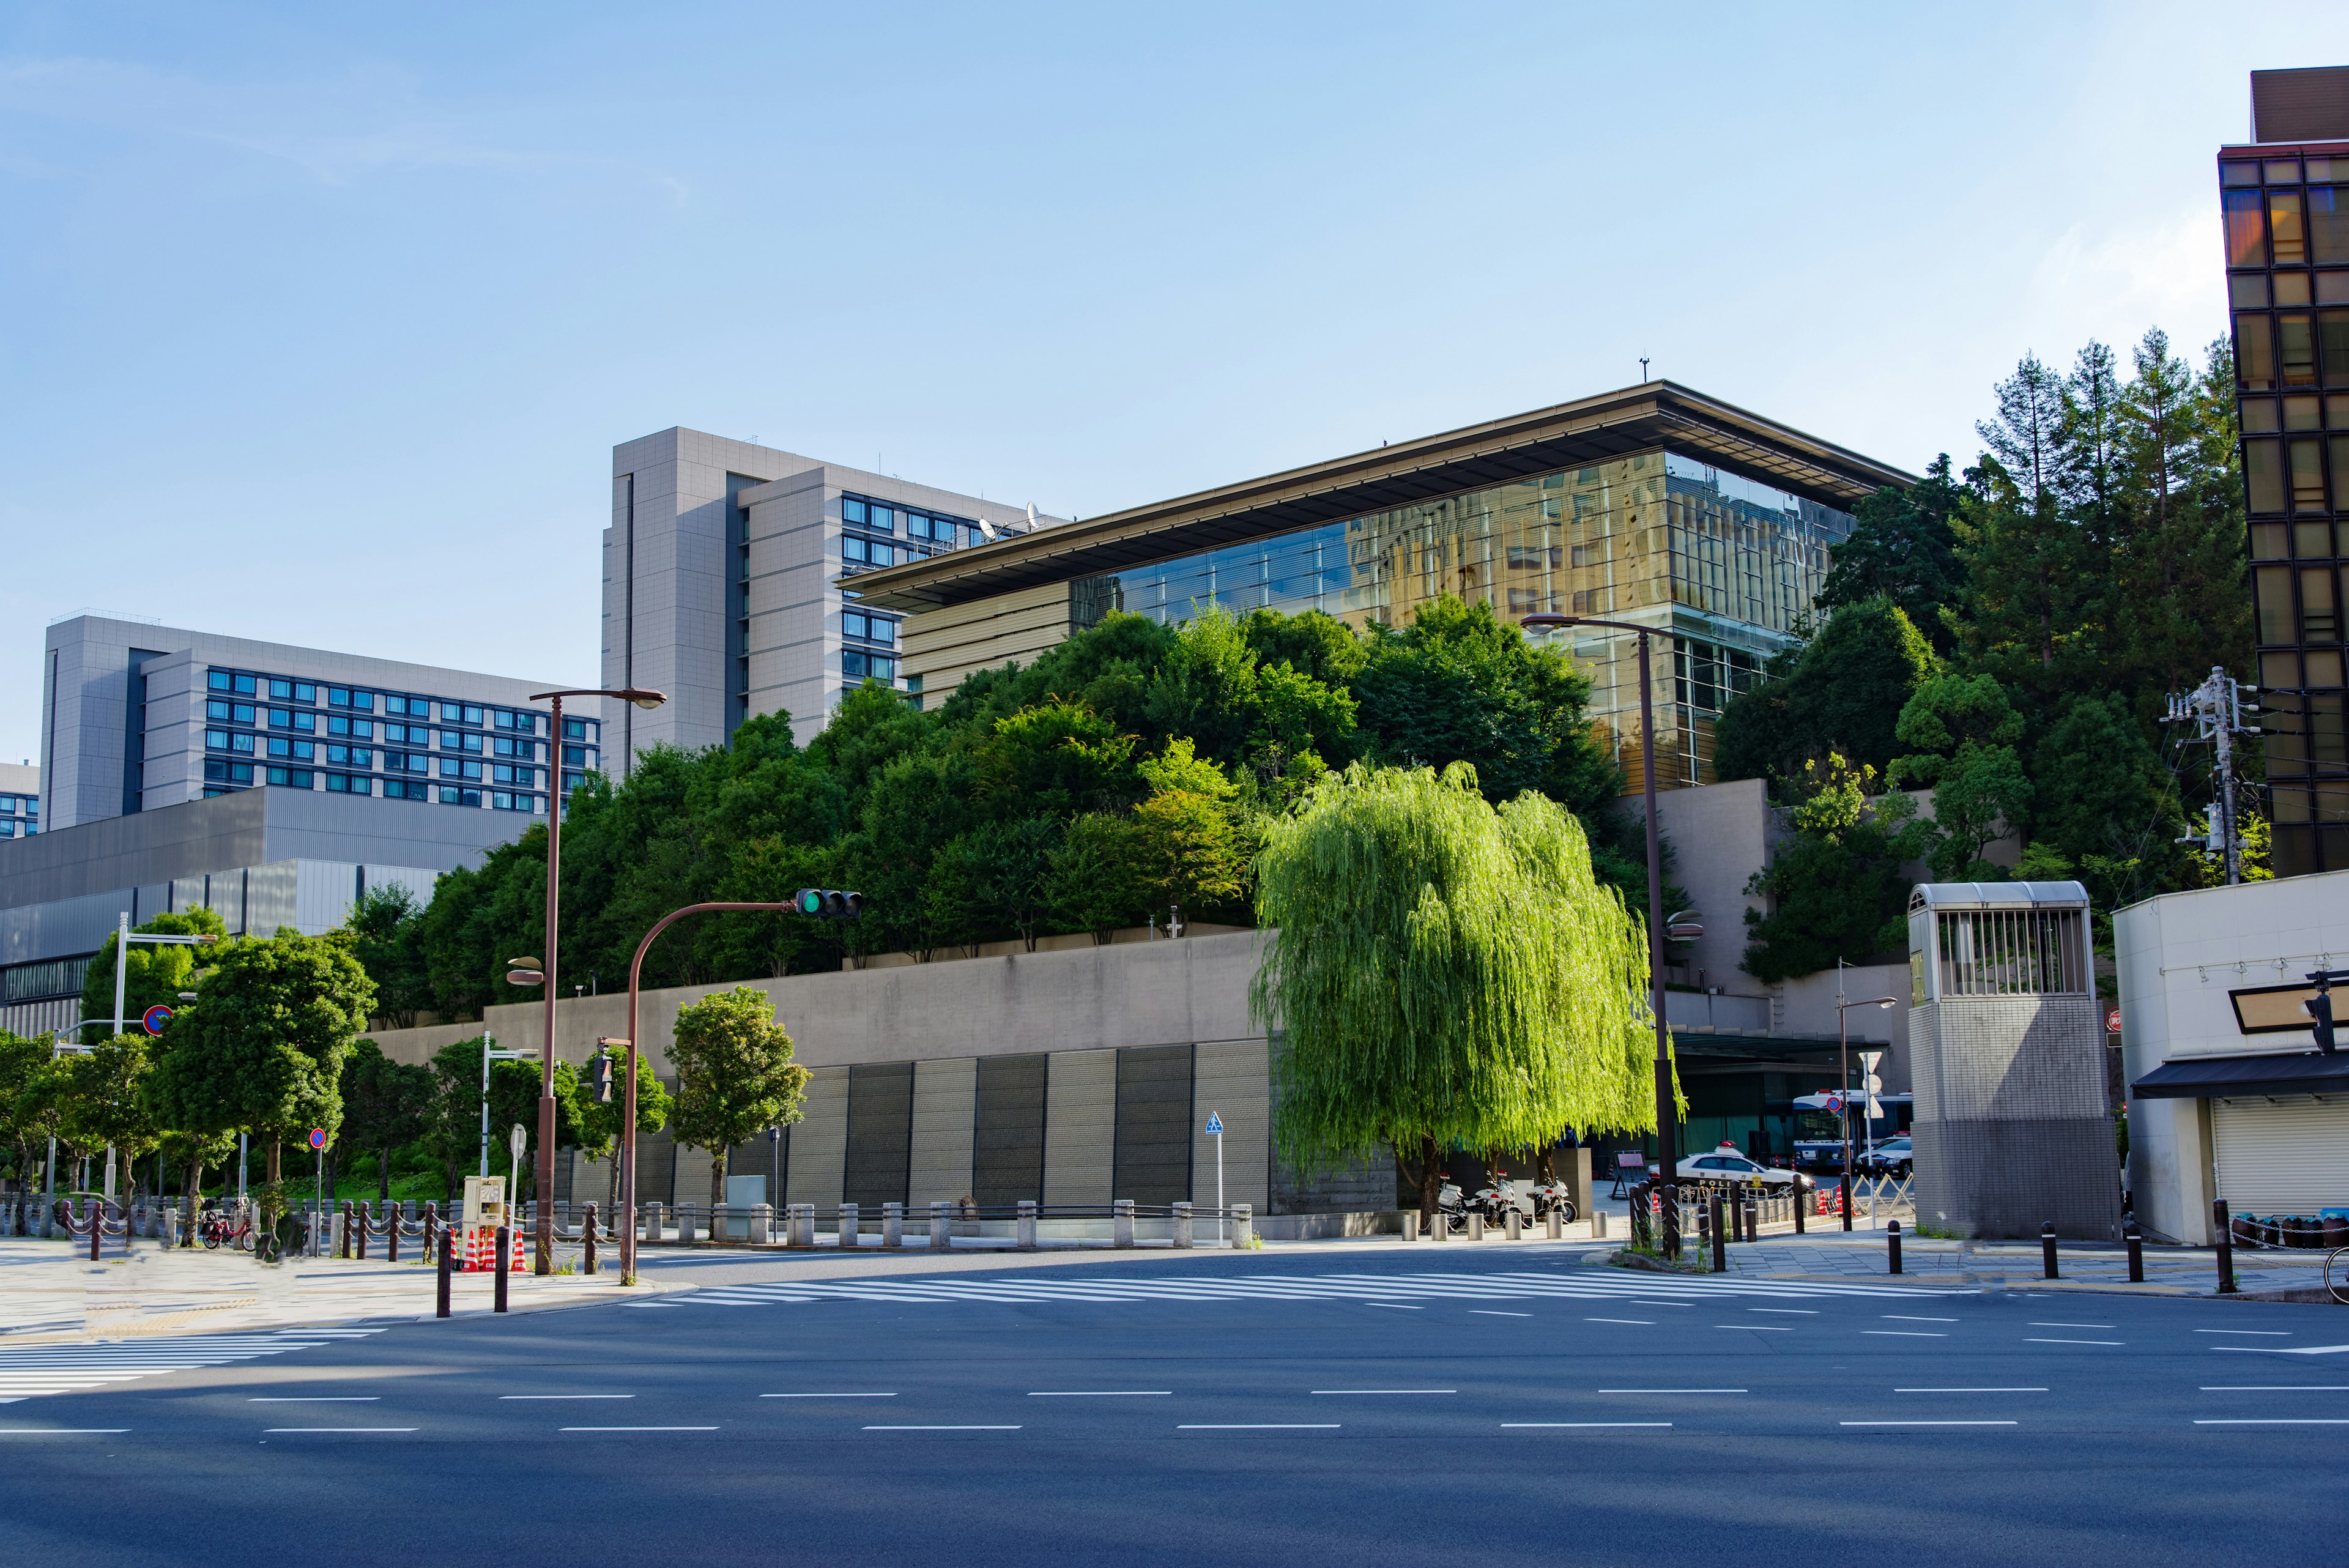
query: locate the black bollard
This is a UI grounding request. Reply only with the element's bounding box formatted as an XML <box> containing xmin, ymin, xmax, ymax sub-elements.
<box><xmin>493</xmin><ymin>1224</ymin><xmax>511</xmax><ymax>1313</ymax></box>
<box><xmin>2214</xmin><ymin>1198</ymin><xmax>2237</xmax><ymax>1295</ymax></box>
<box><xmin>386</xmin><ymin>1202</ymin><xmax>399</xmax><ymax>1265</ymax></box>
<box><xmin>436</xmin><ymin>1221</ymin><xmax>452</xmax><ymax>1318</ymax></box>
<box><xmin>1710</xmin><ymin>1192</ymin><xmax>1727</xmax><ymax>1273</ymax></box>
<box><xmin>1888</xmin><ymin>1218</ymin><xmax>1902</xmax><ymax>1274</ymax></box>
<box><xmin>2041</xmin><ymin>1221</ymin><xmax>2059</xmax><ymax>1280</ymax></box>
<box><xmin>2124</xmin><ymin>1220</ymin><xmax>2143</xmax><ymax>1284</ymax></box>
<box><xmin>1661</xmin><ymin>1183</ymin><xmax>1682</xmax><ymax>1261</ymax></box>
<box><xmin>88</xmin><ymin>1200</ymin><xmax>101</xmax><ymax>1263</ymax></box>
<box><xmin>1795</xmin><ymin>1174</ymin><xmax>1807</xmax><ymax>1235</ymax></box>
<box><xmin>583</xmin><ymin>1202</ymin><xmax>599</xmax><ymax>1276</ymax></box>
<box><xmin>1839</xmin><ymin>1173</ymin><xmax>1853</xmax><ymax>1233</ymax></box>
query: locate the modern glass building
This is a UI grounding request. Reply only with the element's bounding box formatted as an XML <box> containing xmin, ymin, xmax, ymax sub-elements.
<box><xmin>2224</xmin><ymin>66</ymin><xmax>2349</xmax><ymax>877</ymax></box>
<box><xmin>37</xmin><ymin>616</ymin><xmax>594</xmax><ymax>830</ymax></box>
<box><xmin>854</xmin><ymin>383</ymin><xmax>1902</xmax><ymax>792</ymax></box>
<box><xmin>0</xmin><ymin>762</ymin><xmax>36</xmax><ymax>840</ymax></box>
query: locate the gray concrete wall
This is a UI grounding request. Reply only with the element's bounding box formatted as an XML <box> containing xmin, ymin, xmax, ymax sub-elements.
<box><xmin>908</xmin><ymin>1057</ymin><xmax>978</xmax><ymax>1208</ymax></box>
<box><xmin>1043</xmin><ymin>1049</ymin><xmax>1116</xmax><ymax>1206</ymax></box>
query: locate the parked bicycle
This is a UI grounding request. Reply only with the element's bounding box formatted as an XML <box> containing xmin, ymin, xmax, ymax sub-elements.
<box><xmin>2328</xmin><ymin>1246</ymin><xmax>2349</xmax><ymax>1306</ymax></box>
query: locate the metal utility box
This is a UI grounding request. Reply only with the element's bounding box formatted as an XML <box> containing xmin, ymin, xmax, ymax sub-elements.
<box><xmin>1907</xmin><ymin>881</ymin><xmax>2120</xmax><ymax>1240</ymax></box>
<box><xmin>462</xmin><ymin>1175</ymin><xmax>508</xmax><ymax>1230</ymax></box>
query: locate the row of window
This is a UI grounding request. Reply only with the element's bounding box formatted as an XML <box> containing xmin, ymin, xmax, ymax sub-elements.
<box><xmin>2244</xmin><ymin>436</ymin><xmax>2349</xmax><ymax>519</ymax></box>
<box><xmin>0</xmin><ymin>793</ymin><xmax>34</xmax><ymax>817</ymax></box>
<box><xmin>841</xmin><ymin>611</ymin><xmax>899</xmax><ymax>645</ymax></box>
<box><xmin>0</xmin><ymin>820</ymin><xmax>32</xmax><ymax>838</ymax></box>
<box><xmin>2250</xmin><ymin>519</ymin><xmax>2348</xmax><ymax>563</ymax></box>
<box><xmin>2224</xmin><ymin>155</ymin><xmax>2349</xmax><ymax>188</ymax></box>
<box><xmin>2241</xmin><ymin>395</ymin><xmax>2349</xmax><ymax>435</ymax></box>
<box><xmin>2253</xmin><ymin>563</ymin><xmax>2347</xmax><ymax>648</ymax></box>
<box><xmin>2235</xmin><ymin>310</ymin><xmax>2349</xmax><ymax>390</ymax></box>
<box><xmin>842</xmin><ymin>533</ymin><xmax>948</xmax><ymax>569</ymax></box>
<box><xmin>2222</xmin><ymin>181</ymin><xmax>2349</xmax><ymax>269</ymax></box>
<box><xmin>200</xmin><ymin>760</ymin><xmax>553</xmax><ymax>813</ymax></box>
<box><xmin>204</xmin><ymin>669</ymin><xmax>578</xmax><ymax>737</ymax></box>
<box><xmin>841</xmin><ymin>493</ymin><xmax>984</xmax><ymax>549</ymax></box>
<box><xmin>842</xmin><ymin>651</ymin><xmax>900</xmax><ymax>682</ymax></box>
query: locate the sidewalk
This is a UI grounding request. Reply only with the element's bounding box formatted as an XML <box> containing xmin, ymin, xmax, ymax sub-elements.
<box><xmin>1712</xmin><ymin>1229</ymin><xmax>2340</xmax><ymax>1299</ymax></box>
<box><xmin>0</xmin><ymin>1234</ymin><xmax>669</xmax><ymax>1343</ymax></box>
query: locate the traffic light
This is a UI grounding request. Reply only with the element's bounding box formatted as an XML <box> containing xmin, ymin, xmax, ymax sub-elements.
<box><xmin>793</xmin><ymin>888</ymin><xmax>866</xmax><ymax>921</ymax></box>
<box><xmin>586</xmin><ymin>1053</ymin><xmax>614</xmax><ymax>1105</ymax></box>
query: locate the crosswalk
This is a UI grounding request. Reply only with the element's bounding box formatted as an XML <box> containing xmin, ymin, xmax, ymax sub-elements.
<box><xmin>0</xmin><ymin>1329</ymin><xmax>385</xmax><ymax>1403</ymax></box>
<box><xmin>631</xmin><ymin>1269</ymin><xmax>1952</xmax><ymax>1312</ymax></box>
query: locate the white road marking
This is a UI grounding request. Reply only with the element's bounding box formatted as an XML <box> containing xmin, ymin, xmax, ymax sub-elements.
<box><xmin>561</xmin><ymin>1425</ymin><xmax>718</xmax><ymax>1432</ymax></box>
<box><xmin>760</xmin><ymin>1392</ymin><xmax>897</xmax><ymax>1399</ymax></box>
<box><xmin>1750</xmin><ymin>1309</ymin><xmax>1817</xmax><ymax>1315</ymax></box>
<box><xmin>1719</xmin><ymin>1325</ymin><xmax>1794</xmax><ymax>1331</ymax></box>
<box><xmin>262</xmin><ymin>1427</ymin><xmax>416</xmax><ymax>1434</ymax></box>
<box><xmin>1364</xmin><ymin>1304</ymin><xmax>1421</xmax><ymax>1310</ymax></box>
<box><xmin>1586</xmin><ymin>1318</ymin><xmax>1655</xmax><ymax>1325</ymax></box>
<box><xmin>1177</xmin><ymin>1424</ymin><xmax>1337</xmax><ymax>1430</ymax></box>
<box><xmin>1865</xmin><ymin>1331</ymin><xmax>1948</xmax><ymax>1338</ymax></box>
<box><xmin>864</xmin><ymin>1425</ymin><xmax>1020</xmax><ymax>1431</ymax></box>
<box><xmin>250</xmin><ymin>1397</ymin><xmax>379</xmax><ymax>1403</ymax></box>
<box><xmin>502</xmin><ymin>1395</ymin><xmax>634</xmax><ymax>1400</ymax></box>
<box><xmin>2200</xmin><ymin>1386</ymin><xmax>2349</xmax><ymax>1391</ymax></box>
<box><xmin>2027</xmin><ymin>1338</ymin><xmax>2122</xmax><ymax>1347</ymax></box>
<box><xmin>1840</xmin><ymin>1421</ymin><xmax>2016</xmax><ymax>1427</ymax></box>
<box><xmin>2194</xmin><ymin>1330</ymin><xmax>2290</xmax><ymax>1337</ymax></box>
<box><xmin>1503</xmin><ymin>1421</ymin><xmax>1669</xmax><ymax>1428</ymax></box>
<box><xmin>2192</xmin><ymin>1418</ymin><xmax>2349</xmax><ymax>1425</ymax></box>
<box><xmin>1898</xmin><ymin>1388</ymin><xmax>2046</xmax><ymax>1393</ymax></box>
<box><xmin>1312</xmin><ymin>1389</ymin><xmax>1455</xmax><ymax>1395</ymax></box>
<box><xmin>1883</xmin><ymin>1315</ymin><xmax>1958</xmax><ymax>1323</ymax></box>
<box><xmin>1600</xmin><ymin>1388</ymin><xmax>1746</xmax><ymax>1394</ymax></box>
<box><xmin>1028</xmin><ymin>1391</ymin><xmax>1171</xmax><ymax>1397</ymax></box>
<box><xmin>2212</xmin><ymin>1345</ymin><xmax>2349</xmax><ymax>1356</ymax></box>
<box><xmin>1471</xmin><ymin>1310</ymin><xmax>1531</xmax><ymax>1317</ymax></box>
<box><xmin>2030</xmin><ymin>1322</ymin><xmax>2113</xmax><ymax>1329</ymax></box>
<box><xmin>0</xmin><ymin>1429</ymin><xmax>128</xmax><ymax>1436</ymax></box>
<box><xmin>0</xmin><ymin>1331</ymin><xmax>386</xmax><ymax>1403</ymax></box>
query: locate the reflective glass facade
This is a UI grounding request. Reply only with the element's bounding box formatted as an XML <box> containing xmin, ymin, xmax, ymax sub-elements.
<box><xmin>2225</xmin><ymin>147</ymin><xmax>2349</xmax><ymax>875</ymax></box>
<box><xmin>0</xmin><ymin>790</ymin><xmax>35</xmax><ymax>839</ymax></box>
<box><xmin>1081</xmin><ymin>449</ymin><xmax>1851</xmax><ymax>788</ymax></box>
<box><xmin>199</xmin><ymin>666</ymin><xmax>600</xmax><ymax>815</ymax></box>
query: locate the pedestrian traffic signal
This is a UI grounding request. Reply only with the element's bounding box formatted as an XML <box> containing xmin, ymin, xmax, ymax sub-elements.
<box><xmin>794</xmin><ymin>888</ymin><xmax>866</xmax><ymax>921</ymax></box>
<box><xmin>586</xmin><ymin>1053</ymin><xmax>614</xmax><ymax>1104</ymax></box>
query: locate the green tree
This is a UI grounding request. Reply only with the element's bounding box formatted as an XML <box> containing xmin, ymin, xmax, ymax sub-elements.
<box><xmin>144</xmin><ymin>929</ymin><xmax>376</xmax><ymax>1214</ymax></box>
<box><xmin>1890</xmin><ymin>673</ymin><xmax>2033</xmax><ymax>880</ymax></box>
<box><xmin>969</xmin><ymin>816</ymin><xmax>1061</xmax><ymax>953</ymax></box>
<box><xmin>2025</xmin><ymin>692</ymin><xmax>2188</xmax><ymax>910</ymax></box>
<box><xmin>58</xmin><ymin>1033</ymin><xmax>165</xmax><ymax>1201</ymax></box>
<box><xmin>337</xmin><ymin>1040</ymin><xmax>437</xmax><ymax>1200</ymax></box>
<box><xmin>576</xmin><ymin>1043</ymin><xmax>674</xmax><ymax>1215</ymax></box>
<box><xmin>0</xmin><ymin>1031</ymin><xmax>55</xmax><ymax>1231</ymax></box>
<box><xmin>1252</xmin><ymin>762</ymin><xmax>1663</xmax><ymax>1224</ymax></box>
<box><xmin>1713</xmin><ymin>596</ymin><xmax>1935</xmax><ymax>786</ymax></box>
<box><xmin>1740</xmin><ymin>756</ymin><xmax>1935</xmax><ymax>983</ymax></box>
<box><xmin>1045</xmin><ymin>812</ymin><xmax>1155</xmax><ymax>941</ymax></box>
<box><xmin>79</xmin><ymin>907</ymin><xmax>228</xmax><ymax>1033</ymax></box>
<box><xmin>344</xmin><ymin>884</ymin><xmax>431</xmax><ymax>1028</ymax></box>
<box><xmin>157</xmin><ymin>1126</ymin><xmax>236</xmax><ymax>1238</ymax></box>
<box><xmin>667</xmin><ymin>986</ymin><xmax>809</xmax><ymax>1213</ymax></box>
<box><xmin>1132</xmin><ymin>738</ymin><xmax>1250</xmax><ymax>918</ymax></box>
<box><xmin>972</xmin><ymin>698</ymin><xmax>1142</xmax><ymax>818</ymax></box>
<box><xmin>1816</xmin><ymin>457</ymin><xmax>1965</xmax><ymax>650</ymax></box>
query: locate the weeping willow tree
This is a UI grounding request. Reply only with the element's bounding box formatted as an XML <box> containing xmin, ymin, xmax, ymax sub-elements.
<box><xmin>1252</xmin><ymin>760</ymin><xmax>1674</xmax><ymax>1220</ymax></box>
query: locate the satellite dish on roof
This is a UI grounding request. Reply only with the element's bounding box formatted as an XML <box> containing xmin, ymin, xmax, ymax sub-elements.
<box><xmin>976</xmin><ymin>516</ymin><xmax>999</xmax><ymax>541</ymax></box>
<box><xmin>1026</xmin><ymin>502</ymin><xmax>1040</xmax><ymax>530</ymax></box>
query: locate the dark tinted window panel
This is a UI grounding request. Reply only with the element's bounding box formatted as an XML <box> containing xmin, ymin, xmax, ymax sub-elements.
<box><xmin>972</xmin><ymin>1053</ymin><xmax>1047</xmax><ymax>1208</ymax></box>
<box><xmin>844</xmin><ymin>1061</ymin><xmax>915</xmax><ymax>1209</ymax></box>
<box><xmin>1114</xmin><ymin>1044</ymin><xmax>1193</xmax><ymax>1207</ymax></box>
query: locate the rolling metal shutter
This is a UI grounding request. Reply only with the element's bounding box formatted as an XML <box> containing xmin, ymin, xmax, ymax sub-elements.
<box><xmin>2211</xmin><ymin>1099</ymin><xmax>2349</xmax><ymax>1214</ymax></box>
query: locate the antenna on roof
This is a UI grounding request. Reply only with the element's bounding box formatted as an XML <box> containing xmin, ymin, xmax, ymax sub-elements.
<box><xmin>1026</xmin><ymin>502</ymin><xmax>1039</xmax><ymax>530</ymax></box>
<box><xmin>1640</xmin><ymin>357</ymin><xmax>1650</xmax><ymax>381</ymax></box>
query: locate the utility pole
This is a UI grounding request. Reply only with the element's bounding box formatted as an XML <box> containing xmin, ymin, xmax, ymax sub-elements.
<box><xmin>2164</xmin><ymin>665</ymin><xmax>2258</xmax><ymax>885</ymax></box>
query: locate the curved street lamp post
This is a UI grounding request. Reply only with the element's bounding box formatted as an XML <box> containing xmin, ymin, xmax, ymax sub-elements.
<box><xmin>519</xmin><ymin>686</ymin><xmax>666</xmax><ymax>1276</ymax></box>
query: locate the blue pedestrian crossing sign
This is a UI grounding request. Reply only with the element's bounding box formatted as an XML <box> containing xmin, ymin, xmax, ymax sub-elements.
<box><xmin>1203</xmin><ymin>1112</ymin><xmax>1223</xmax><ymax>1135</ymax></box>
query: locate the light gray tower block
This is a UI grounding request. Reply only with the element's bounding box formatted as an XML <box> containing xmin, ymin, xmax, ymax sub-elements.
<box><xmin>1906</xmin><ymin>882</ymin><xmax>2120</xmax><ymax>1241</ymax></box>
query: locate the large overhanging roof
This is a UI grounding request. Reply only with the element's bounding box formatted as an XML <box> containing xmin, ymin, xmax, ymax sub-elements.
<box><xmin>851</xmin><ymin>380</ymin><xmax>1915</xmax><ymax>613</ymax></box>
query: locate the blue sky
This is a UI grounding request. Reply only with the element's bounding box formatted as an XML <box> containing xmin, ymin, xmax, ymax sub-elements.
<box><xmin>5</xmin><ymin>2</ymin><xmax>2347</xmax><ymax>764</ymax></box>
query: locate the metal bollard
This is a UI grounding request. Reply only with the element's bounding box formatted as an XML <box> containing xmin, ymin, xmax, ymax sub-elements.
<box><xmin>1233</xmin><ymin>1203</ymin><xmax>1252</xmax><ymax>1248</ymax></box>
<box><xmin>1662</xmin><ymin>1183</ymin><xmax>1682</xmax><ymax>1260</ymax></box>
<box><xmin>493</xmin><ymin>1224</ymin><xmax>510</xmax><ymax>1313</ymax></box>
<box><xmin>1016</xmin><ymin>1200</ymin><xmax>1037</xmax><ymax>1252</ymax></box>
<box><xmin>930</xmin><ymin>1200</ymin><xmax>951</xmax><ymax>1253</ymax></box>
<box><xmin>1546</xmin><ymin>1208</ymin><xmax>1562</xmax><ymax>1240</ymax></box>
<box><xmin>436</xmin><ymin>1221</ymin><xmax>452</xmax><ymax>1318</ymax></box>
<box><xmin>1432</xmin><ymin>1211</ymin><xmax>1449</xmax><ymax>1241</ymax></box>
<box><xmin>643</xmin><ymin>1200</ymin><xmax>661</xmax><ymax>1244</ymax></box>
<box><xmin>88</xmin><ymin>1200</ymin><xmax>100</xmax><ymax>1263</ymax></box>
<box><xmin>2214</xmin><ymin>1198</ymin><xmax>2237</xmax><ymax>1294</ymax></box>
<box><xmin>838</xmin><ymin>1202</ymin><xmax>858</xmax><ymax>1251</ymax></box>
<box><xmin>1709</xmin><ymin>1193</ymin><xmax>1726</xmax><ymax>1273</ymax></box>
<box><xmin>1592</xmin><ymin>1209</ymin><xmax>1608</xmax><ymax>1239</ymax></box>
<box><xmin>1171</xmin><ymin>1202</ymin><xmax>1193</xmax><ymax>1250</ymax></box>
<box><xmin>1468</xmin><ymin>1213</ymin><xmax>1485</xmax><ymax>1241</ymax></box>
<box><xmin>2041</xmin><ymin>1221</ymin><xmax>2059</xmax><ymax>1280</ymax></box>
<box><xmin>1402</xmin><ymin>1211</ymin><xmax>1420</xmax><ymax>1243</ymax></box>
<box><xmin>1505</xmin><ymin>1209</ymin><xmax>1521</xmax><ymax>1241</ymax></box>
<box><xmin>1113</xmin><ymin>1198</ymin><xmax>1134</xmax><ymax>1249</ymax></box>
<box><xmin>582</xmin><ymin>1203</ymin><xmax>599</xmax><ymax>1274</ymax></box>
<box><xmin>1887</xmin><ymin>1219</ymin><xmax>1902</xmax><ymax>1275</ymax></box>
<box><xmin>386</xmin><ymin>1202</ymin><xmax>400</xmax><ymax>1265</ymax></box>
<box><xmin>883</xmin><ymin>1202</ymin><xmax>903</xmax><ymax>1250</ymax></box>
<box><xmin>2124</xmin><ymin>1219</ymin><xmax>2142</xmax><ymax>1284</ymax></box>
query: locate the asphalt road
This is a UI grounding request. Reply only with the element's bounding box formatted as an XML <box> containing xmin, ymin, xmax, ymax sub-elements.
<box><xmin>4</xmin><ymin>1246</ymin><xmax>2346</xmax><ymax>1567</ymax></box>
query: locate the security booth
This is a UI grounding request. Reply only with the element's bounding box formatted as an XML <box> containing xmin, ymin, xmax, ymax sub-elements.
<box><xmin>1907</xmin><ymin>881</ymin><xmax>2120</xmax><ymax>1240</ymax></box>
<box><xmin>458</xmin><ymin>1175</ymin><xmax>526</xmax><ymax>1272</ymax></box>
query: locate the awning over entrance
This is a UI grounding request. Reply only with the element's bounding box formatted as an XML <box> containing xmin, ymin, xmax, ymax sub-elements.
<box><xmin>2132</xmin><ymin>1050</ymin><xmax>2349</xmax><ymax>1099</ymax></box>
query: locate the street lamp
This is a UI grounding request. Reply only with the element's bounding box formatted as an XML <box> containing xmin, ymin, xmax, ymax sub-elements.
<box><xmin>1521</xmin><ymin>612</ymin><xmax>1682</xmax><ymax>1246</ymax></box>
<box><xmin>1835</xmin><ymin>993</ymin><xmax>1899</xmax><ymax>1232</ymax></box>
<box><xmin>521</xmin><ymin>686</ymin><xmax>666</xmax><ymax>1275</ymax></box>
